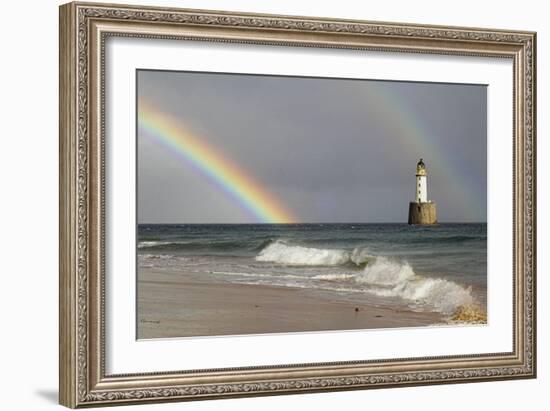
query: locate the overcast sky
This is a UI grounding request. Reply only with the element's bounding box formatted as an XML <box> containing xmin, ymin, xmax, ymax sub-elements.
<box><xmin>137</xmin><ymin>70</ymin><xmax>486</xmax><ymax>224</ymax></box>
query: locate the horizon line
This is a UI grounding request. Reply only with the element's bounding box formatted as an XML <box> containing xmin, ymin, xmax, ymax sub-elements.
<box><xmin>137</xmin><ymin>221</ymin><xmax>488</xmax><ymax>225</ymax></box>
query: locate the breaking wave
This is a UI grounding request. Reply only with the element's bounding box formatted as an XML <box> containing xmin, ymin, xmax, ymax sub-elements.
<box><xmin>255</xmin><ymin>240</ymin><xmax>372</xmax><ymax>266</ymax></box>
<box><xmin>138</xmin><ymin>237</ymin><xmax>273</xmax><ymax>252</ymax></box>
<box><xmin>138</xmin><ymin>241</ymin><xmax>173</xmax><ymax>249</ymax></box>
<box><xmin>314</xmin><ymin>257</ymin><xmax>473</xmax><ymax>314</ymax></box>
<box><xmin>357</xmin><ymin>257</ymin><xmax>415</xmax><ymax>285</ymax></box>
<box><xmin>254</xmin><ymin>242</ymin><xmax>475</xmax><ymax>315</ymax></box>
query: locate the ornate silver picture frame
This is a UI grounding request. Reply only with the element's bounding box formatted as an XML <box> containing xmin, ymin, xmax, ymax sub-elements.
<box><xmin>59</xmin><ymin>2</ymin><xmax>536</xmax><ymax>408</ymax></box>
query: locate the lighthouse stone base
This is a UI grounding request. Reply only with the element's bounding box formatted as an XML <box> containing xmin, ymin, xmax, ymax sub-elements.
<box><xmin>408</xmin><ymin>202</ymin><xmax>437</xmax><ymax>225</ymax></box>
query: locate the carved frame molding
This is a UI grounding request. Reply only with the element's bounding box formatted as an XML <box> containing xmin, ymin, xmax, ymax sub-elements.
<box><xmin>59</xmin><ymin>2</ymin><xmax>536</xmax><ymax>408</ymax></box>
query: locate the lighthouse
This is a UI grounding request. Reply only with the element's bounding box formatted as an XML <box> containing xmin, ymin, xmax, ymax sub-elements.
<box><xmin>415</xmin><ymin>158</ymin><xmax>428</xmax><ymax>203</ymax></box>
<box><xmin>408</xmin><ymin>158</ymin><xmax>437</xmax><ymax>225</ymax></box>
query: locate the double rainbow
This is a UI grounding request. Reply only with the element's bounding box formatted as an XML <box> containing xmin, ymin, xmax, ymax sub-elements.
<box><xmin>138</xmin><ymin>101</ymin><xmax>296</xmax><ymax>224</ymax></box>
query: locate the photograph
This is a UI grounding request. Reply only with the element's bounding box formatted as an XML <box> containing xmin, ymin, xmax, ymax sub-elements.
<box><xmin>57</xmin><ymin>2</ymin><xmax>536</xmax><ymax>407</ymax></box>
<box><xmin>136</xmin><ymin>70</ymin><xmax>488</xmax><ymax>339</ymax></box>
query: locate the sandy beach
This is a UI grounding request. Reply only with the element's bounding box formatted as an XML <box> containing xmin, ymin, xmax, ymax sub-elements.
<box><xmin>137</xmin><ymin>268</ymin><xmax>443</xmax><ymax>339</ymax></box>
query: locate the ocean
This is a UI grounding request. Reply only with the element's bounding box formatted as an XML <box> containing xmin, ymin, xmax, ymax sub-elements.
<box><xmin>137</xmin><ymin>223</ymin><xmax>486</xmax><ymax>318</ymax></box>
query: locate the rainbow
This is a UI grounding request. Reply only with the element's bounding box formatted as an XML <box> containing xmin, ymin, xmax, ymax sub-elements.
<box><xmin>138</xmin><ymin>102</ymin><xmax>296</xmax><ymax>224</ymax></box>
<box><xmin>365</xmin><ymin>82</ymin><xmax>486</xmax><ymax>220</ymax></box>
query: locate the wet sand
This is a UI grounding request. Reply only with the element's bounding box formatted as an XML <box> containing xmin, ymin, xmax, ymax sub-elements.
<box><xmin>137</xmin><ymin>269</ymin><xmax>443</xmax><ymax>339</ymax></box>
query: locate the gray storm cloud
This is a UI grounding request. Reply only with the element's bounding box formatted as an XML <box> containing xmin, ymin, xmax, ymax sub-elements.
<box><xmin>137</xmin><ymin>70</ymin><xmax>487</xmax><ymax>224</ymax></box>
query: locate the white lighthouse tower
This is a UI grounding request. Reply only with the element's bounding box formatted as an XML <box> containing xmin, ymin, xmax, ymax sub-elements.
<box><xmin>408</xmin><ymin>158</ymin><xmax>437</xmax><ymax>225</ymax></box>
<box><xmin>415</xmin><ymin>158</ymin><xmax>428</xmax><ymax>203</ymax></box>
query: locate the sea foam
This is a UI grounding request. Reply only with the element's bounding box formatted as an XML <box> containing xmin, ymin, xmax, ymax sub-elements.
<box><xmin>254</xmin><ymin>242</ymin><xmax>475</xmax><ymax>315</ymax></box>
<box><xmin>357</xmin><ymin>257</ymin><xmax>473</xmax><ymax>314</ymax></box>
<box><xmin>358</xmin><ymin>257</ymin><xmax>415</xmax><ymax>285</ymax></box>
<box><xmin>255</xmin><ymin>240</ymin><xmax>371</xmax><ymax>266</ymax></box>
<box><xmin>138</xmin><ymin>241</ymin><xmax>170</xmax><ymax>249</ymax></box>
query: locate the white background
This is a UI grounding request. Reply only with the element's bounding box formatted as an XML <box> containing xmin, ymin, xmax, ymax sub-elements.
<box><xmin>0</xmin><ymin>0</ymin><xmax>546</xmax><ymax>410</ymax></box>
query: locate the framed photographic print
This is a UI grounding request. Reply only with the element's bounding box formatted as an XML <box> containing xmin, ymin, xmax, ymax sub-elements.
<box><xmin>59</xmin><ymin>2</ymin><xmax>537</xmax><ymax>408</ymax></box>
